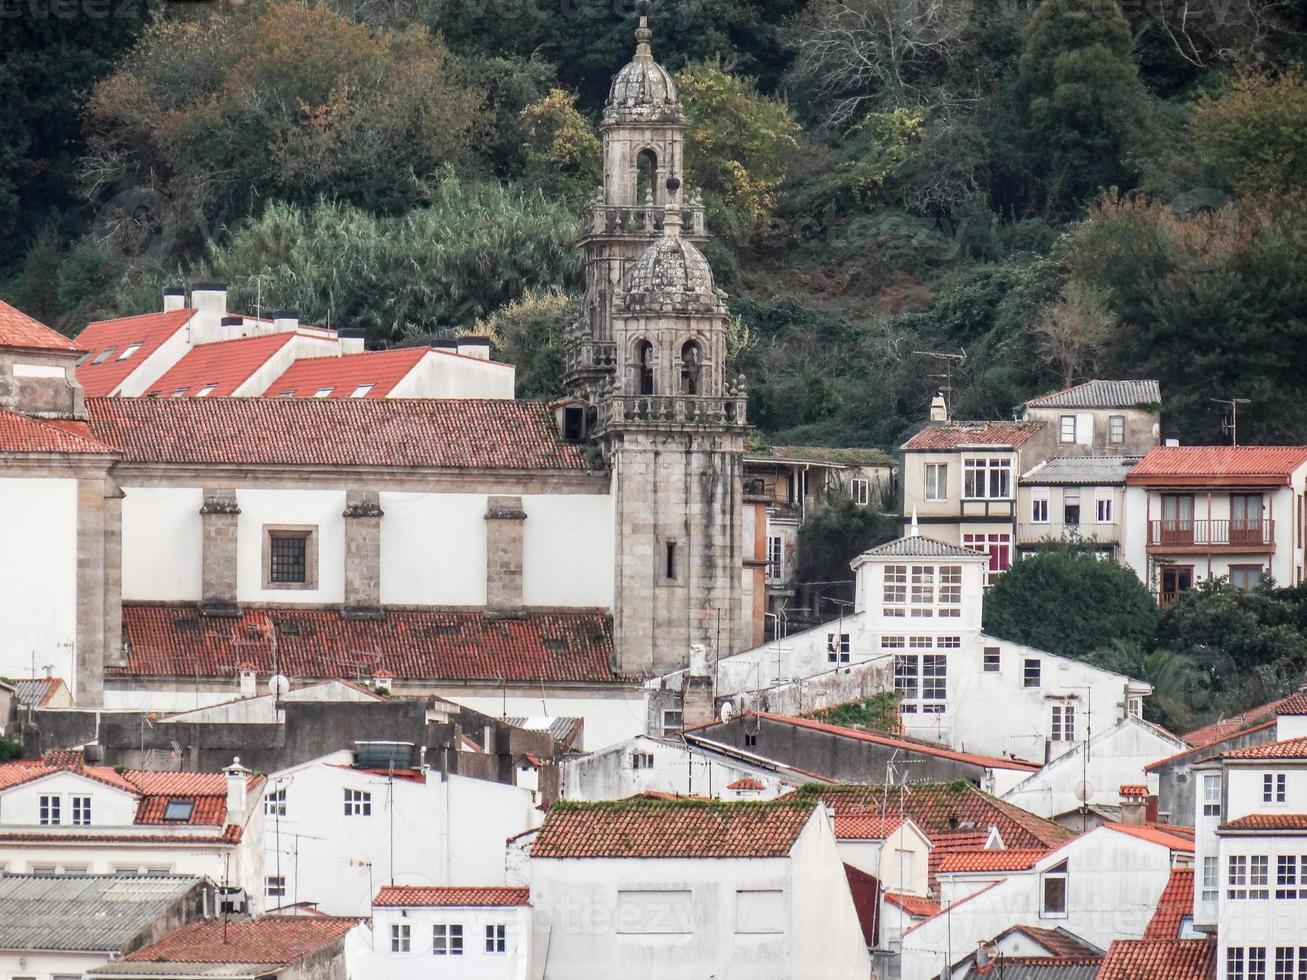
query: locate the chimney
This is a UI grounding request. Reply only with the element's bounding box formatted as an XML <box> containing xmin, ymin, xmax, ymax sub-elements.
<box><xmin>163</xmin><ymin>286</ymin><xmax>186</xmax><ymax>312</ymax></box>
<box><xmin>371</xmin><ymin>668</ymin><xmax>393</xmax><ymax>693</ymax></box>
<box><xmin>456</xmin><ymin>337</ymin><xmax>492</xmax><ymax>361</ymax></box>
<box><xmin>338</xmin><ymin>326</ymin><xmax>366</xmax><ymax>356</ymax></box>
<box><xmin>224</xmin><ymin>756</ymin><xmax>251</xmax><ymax>827</ymax></box>
<box><xmin>189</xmin><ymin>282</ymin><xmax>228</xmax><ymax>345</ymax></box>
<box><xmin>929</xmin><ymin>392</ymin><xmax>948</xmax><ymax>423</ymax></box>
<box><xmin>220</xmin><ymin>315</ymin><xmax>246</xmax><ymax>338</ymax></box>
<box><xmin>431</xmin><ymin>338</ymin><xmax>458</xmax><ymax>354</ymax></box>
<box><xmin>1119</xmin><ymin>785</ymin><xmax>1148</xmax><ymax>825</ymax></box>
<box><xmin>237</xmin><ymin>663</ymin><xmax>256</xmax><ymax>699</ymax></box>
<box><xmin>272</xmin><ymin>309</ymin><xmax>299</xmax><ymax>335</ymax></box>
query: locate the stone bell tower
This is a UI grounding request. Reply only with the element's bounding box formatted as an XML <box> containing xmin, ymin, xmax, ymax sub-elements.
<box><xmin>571</xmin><ymin>6</ymin><xmax>748</xmax><ymax>676</ymax></box>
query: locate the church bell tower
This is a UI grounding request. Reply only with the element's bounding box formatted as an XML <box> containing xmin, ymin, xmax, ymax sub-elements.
<box><xmin>569</xmin><ymin>6</ymin><xmax>748</xmax><ymax>676</ymax></box>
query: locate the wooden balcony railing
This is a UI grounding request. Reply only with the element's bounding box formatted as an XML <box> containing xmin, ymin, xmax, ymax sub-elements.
<box><xmin>1147</xmin><ymin>519</ymin><xmax>1274</xmax><ymax>549</ymax></box>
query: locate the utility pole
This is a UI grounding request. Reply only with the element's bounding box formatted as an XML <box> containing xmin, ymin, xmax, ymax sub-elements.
<box><xmin>1210</xmin><ymin>397</ymin><xmax>1251</xmax><ymax>446</ymax></box>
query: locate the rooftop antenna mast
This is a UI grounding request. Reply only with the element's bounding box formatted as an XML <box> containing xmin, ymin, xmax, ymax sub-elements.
<box><xmin>912</xmin><ymin>349</ymin><xmax>967</xmax><ymax>419</ymax></box>
<box><xmin>1210</xmin><ymin>397</ymin><xmax>1251</xmax><ymax>446</ymax></box>
<box><xmin>248</xmin><ymin>272</ymin><xmax>272</xmax><ymax>321</ymax></box>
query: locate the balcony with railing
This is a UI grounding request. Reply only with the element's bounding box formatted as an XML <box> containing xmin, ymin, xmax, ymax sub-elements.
<box><xmin>1017</xmin><ymin>521</ymin><xmax>1120</xmax><ymax>546</ymax></box>
<box><xmin>596</xmin><ymin>393</ymin><xmax>748</xmax><ymax>430</ymax></box>
<box><xmin>1146</xmin><ymin>519</ymin><xmax>1275</xmax><ymax>552</ymax></box>
<box><xmin>579</xmin><ymin>196</ymin><xmax>708</xmax><ymax>241</ymax></box>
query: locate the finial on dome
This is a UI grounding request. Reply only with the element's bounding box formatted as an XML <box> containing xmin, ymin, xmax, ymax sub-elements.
<box><xmin>633</xmin><ymin>0</ymin><xmax>653</xmax><ymax>63</ymax></box>
<box><xmin>663</xmin><ymin>176</ymin><xmax>682</xmax><ymax>238</ymax></box>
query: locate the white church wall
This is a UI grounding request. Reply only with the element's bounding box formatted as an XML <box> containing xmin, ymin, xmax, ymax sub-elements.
<box><xmin>121</xmin><ymin>486</ymin><xmax>203</xmax><ymax>601</ymax></box>
<box><xmin>236</xmin><ymin>488</ymin><xmax>347</xmax><ymax>604</ymax></box>
<box><xmin>379</xmin><ymin>491</ymin><xmax>488</xmax><ymax>606</ymax></box>
<box><xmin>521</xmin><ymin>494</ymin><xmax>614</xmax><ymax>607</ymax></box>
<box><xmin>0</xmin><ymin>476</ymin><xmax>78</xmax><ymax>684</ymax></box>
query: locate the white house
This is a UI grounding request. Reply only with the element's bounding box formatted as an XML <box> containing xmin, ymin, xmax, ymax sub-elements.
<box><xmin>832</xmin><ymin>813</ymin><xmax>932</xmax><ymax>897</ymax></box>
<box><xmin>262</xmin><ymin>750</ymin><xmax>541</xmax><ymax>916</ymax></box>
<box><xmin>1192</xmin><ymin>693</ymin><xmax>1307</xmax><ymax>980</ymax></box>
<box><xmin>363</xmin><ymin>885</ymin><xmax>531</xmax><ymax>980</ymax></box>
<box><xmin>527</xmin><ymin>795</ymin><xmax>872</xmax><ymax>979</ymax></box>
<box><xmin>899</xmin><ymin>822</ymin><xmax>1193</xmax><ymax>980</ymax></box>
<box><xmin>0</xmin><ymin>755</ymin><xmax>265</xmax><ymax>912</ymax></box>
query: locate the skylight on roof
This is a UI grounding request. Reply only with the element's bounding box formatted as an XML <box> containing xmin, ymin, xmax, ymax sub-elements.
<box><xmin>118</xmin><ymin>343</ymin><xmax>142</xmax><ymax>360</ymax></box>
<box><xmin>163</xmin><ymin>800</ymin><xmax>194</xmax><ymax>821</ymax></box>
<box><xmin>277</xmin><ymin>390</ymin><xmax>295</xmax><ymax>397</ymax></box>
<box><xmin>350</xmin><ymin>383</ymin><xmax>374</xmax><ymax>398</ymax></box>
<box><xmin>171</xmin><ymin>387</ymin><xmax>188</xmax><ymax>397</ymax></box>
<box><xmin>75</xmin><ymin>352</ymin><xmax>91</xmax><ymax>366</ymax></box>
<box><xmin>92</xmin><ymin>347</ymin><xmax>116</xmax><ymax>364</ymax></box>
<box><xmin>196</xmin><ymin>384</ymin><xmax>216</xmax><ymax>397</ymax></box>
<box><xmin>314</xmin><ymin>387</ymin><xmax>334</xmax><ymax>397</ymax></box>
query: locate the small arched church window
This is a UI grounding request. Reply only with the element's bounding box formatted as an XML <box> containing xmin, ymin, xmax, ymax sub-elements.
<box><xmin>680</xmin><ymin>340</ymin><xmax>702</xmax><ymax>395</ymax></box>
<box><xmin>636</xmin><ymin>149</ymin><xmax>658</xmax><ymax>204</ymax></box>
<box><xmin>634</xmin><ymin>340</ymin><xmax>655</xmax><ymax>395</ymax></box>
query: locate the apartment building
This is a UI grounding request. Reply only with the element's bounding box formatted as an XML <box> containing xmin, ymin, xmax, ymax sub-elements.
<box><xmin>1017</xmin><ymin>455</ymin><xmax>1140</xmax><ymax>558</ymax></box>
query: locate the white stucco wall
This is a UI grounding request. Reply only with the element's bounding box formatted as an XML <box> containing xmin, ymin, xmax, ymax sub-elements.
<box><xmin>389</xmin><ymin>351</ymin><xmax>516</xmax><ymax>399</ymax></box>
<box><xmin>0</xmin><ymin>476</ymin><xmax>78</xmax><ymax>685</ymax></box>
<box><xmin>121</xmin><ymin>486</ymin><xmax>203</xmax><ymax>601</ymax></box>
<box><xmin>114</xmin><ymin>324</ymin><xmax>192</xmax><ymax>396</ymax></box>
<box><xmin>0</xmin><ymin>948</ymin><xmax>115</xmax><ymax>980</ymax></box>
<box><xmin>236</xmin><ymin>488</ymin><xmax>346</xmax><ymax>604</ymax></box>
<box><xmin>0</xmin><ymin>770</ymin><xmax>139</xmax><ymax>826</ymax></box>
<box><xmin>445</xmin><ymin>693</ymin><xmax>646</xmax><ymax>753</ymax></box>
<box><xmin>521</xmin><ymin>494</ymin><xmax>614</xmax><ymax>607</ymax></box>
<box><xmin>363</xmin><ymin>905</ymin><xmax>530</xmax><ymax>980</ymax></box>
<box><xmin>379</xmin><ymin>492</ymin><xmax>488</xmax><ymax>606</ymax></box>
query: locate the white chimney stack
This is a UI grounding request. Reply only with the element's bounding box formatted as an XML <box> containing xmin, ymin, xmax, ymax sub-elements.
<box><xmin>189</xmin><ymin>282</ymin><xmax>228</xmax><ymax>345</ymax></box>
<box><xmin>238</xmin><ymin>663</ymin><xmax>256</xmax><ymax>699</ymax></box>
<box><xmin>456</xmin><ymin>337</ymin><xmax>492</xmax><ymax>361</ymax></box>
<box><xmin>163</xmin><ymin>286</ymin><xmax>186</xmax><ymax>313</ymax></box>
<box><xmin>224</xmin><ymin>756</ymin><xmax>251</xmax><ymax>827</ymax></box>
<box><xmin>929</xmin><ymin>392</ymin><xmax>948</xmax><ymax>423</ymax></box>
<box><xmin>272</xmin><ymin>309</ymin><xmax>299</xmax><ymax>336</ymax></box>
<box><xmin>338</xmin><ymin>327</ymin><xmax>366</xmax><ymax>356</ymax></box>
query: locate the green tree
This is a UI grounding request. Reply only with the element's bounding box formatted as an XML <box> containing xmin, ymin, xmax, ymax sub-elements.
<box><xmin>1012</xmin><ymin>0</ymin><xmax>1150</xmax><ymax>215</ymax></box>
<box><xmin>474</xmin><ymin>288</ymin><xmax>580</xmax><ymax>400</ymax></box>
<box><xmin>796</xmin><ymin>494</ymin><xmax>899</xmax><ymax>600</ymax></box>
<box><xmin>1192</xmin><ymin>68</ymin><xmax>1307</xmax><ymax>197</ymax></box>
<box><xmin>982</xmin><ymin>541</ymin><xmax>1158</xmax><ymax>657</ymax></box>
<box><xmin>520</xmin><ymin>89</ymin><xmax>603</xmax><ymax>201</ymax></box>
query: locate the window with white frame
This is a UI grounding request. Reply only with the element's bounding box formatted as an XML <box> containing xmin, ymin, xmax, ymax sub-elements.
<box><xmin>983</xmin><ymin>646</ymin><xmax>1000</xmax><ymax>672</ymax></box>
<box><xmin>118</xmin><ymin>343</ymin><xmax>141</xmax><ymax>360</ymax></box>
<box><xmin>265</xmin><ymin>787</ymin><xmax>286</xmax><ymax>817</ymax></box>
<box><xmin>390</xmin><ymin>924</ymin><xmax>410</xmax><ymax>953</ymax></box>
<box><xmin>1202</xmin><ymin>856</ymin><xmax>1218</xmax><ymax>903</ymax></box>
<box><xmin>1109</xmin><ymin>415</ymin><xmax>1125</xmax><ymax>443</ymax></box>
<box><xmin>1059</xmin><ymin>416</ymin><xmax>1076</xmax><ymax>443</ymax></box>
<box><xmin>963</xmin><ymin>458</ymin><xmax>1012</xmax><ymax>500</ymax></box>
<box><xmin>485</xmin><ymin>924</ymin><xmax>507</xmax><ymax>954</ymax></box>
<box><xmin>1264</xmin><ymin>772</ymin><xmax>1287</xmax><ymax>804</ymax></box>
<box><xmin>1050</xmin><ymin>702</ymin><xmax>1076</xmax><ymax>742</ymax></box>
<box><xmin>827</xmin><ymin>632</ymin><xmax>851</xmax><ymax>664</ymax></box>
<box><xmin>766</xmin><ymin>535</ymin><xmax>783</xmax><ymax>583</ymax></box>
<box><xmin>1228</xmin><ymin>947</ymin><xmax>1246</xmax><ymax>979</ymax></box>
<box><xmin>910</xmin><ymin>565</ymin><xmax>935</xmax><ymax>614</ymax></box>
<box><xmin>895</xmin><ymin>642</ymin><xmax>946</xmax><ymax>714</ymax></box>
<box><xmin>1023</xmin><ymin>658</ymin><xmax>1041</xmax><ymax>688</ymax></box>
<box><xmin>661</xmin><ymin>709</ymin><xmax>684</xmax><ymax>736</ymax></box>
<box><xmin>1031</xmin><ymin>489</ymin><xmax>1049</xmax><ymax>524</ymax></box>
<box><xmin>72</xmin><ymin>796</ymin><xmax>91</xmax><ymax>826</ymax></box>
<box><xmin>850</xmin><ymin>478</ymin><xmax>871</xmax><ymax>506</ymax></box>
<box><xmin>196</xmin><ymin>384</ymin><xmax>217</xmax><ymax>397</ymax></box>
<box><xmin>938</xmin><ymin>565</ymin><xmax>962</xmax><ymax>617</ymax></box>
<box><xmin>1095</xmin><ymin>491</ymin><xmax>1113</xmax><ymax>524</ymax></box>
<box><xmin>433</xmin><ymin>924</ymin><xmax>463</xmax><ymax>956</ymax></box>
<box><xmin>1202</xmin><ymin>774</ymin><xmax>1221</xmax><ymax>817</ymax></box>
<box><xmin>1229</xmin><ymin>855</ymin><xmax>1269</xmax><ymax>899</ymax></box>
<box><xmin>344</xmin><ymin>789</ymin><xmax>371</xmax><ymax>816</ymax></box>
<box><xmin>266</xmin><ymin>876</ymin><xmax>286</xmax><ymax>898</ymax></box>
<box><xmin>39</xmin><ymin>796</ymin><xmax>60</xmax><ymax>825</ymax></box>
<box><xmin>1273</xmin><ymin>947</ymin><xmax>1303</xmax><ymax>979</ymax></box>
<box><xmin>1275</xmin><ymin>856</ymin><xmax>1298</xmax><ymax>899</ymax></box>
<box><xmin>924</xmin><ymin>463</ymin><xmax>948</xmax><ymax>502</ymax></box>
<box><xmin>1041</xmin><ymin>861</ymin><xmax>1068</xmax><ymax>916</ymax></box>
<box><xmin>963</xmin><ymin>533</ymin><xmax>1011</xmax><ymax>585</ymax></box>
<box><xmin>631</xmin><ymin>751</ymin><xmax>655</xmax><ymax>770</ymax></box>
<box><xmin>1229</xmin><ymin>855</ymin><xmax>1249</xmax><ymax>898</ymax></box>
<box><xmin>883</xmin><ymin>565</ymin><xmax>907</xmax><ymax>616</ymax></box>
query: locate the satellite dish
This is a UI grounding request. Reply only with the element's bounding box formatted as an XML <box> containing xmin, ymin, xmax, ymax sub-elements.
<box><xmin>1074</xmin><ymin>781</ymin><xmax>1095</xmax><ymax>804</ymax></box>
<box><xmin>719</xmin><ymin>700</ymin><xmax>735</xmax><ymax>723</ymax></box>
<box><xmin>268</xmin><ymin>674</ymin><xmax>290</xmax><ymax>697</ymax></box>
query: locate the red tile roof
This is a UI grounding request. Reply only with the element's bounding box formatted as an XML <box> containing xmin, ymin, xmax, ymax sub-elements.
<box><xmin>86</xmin><ymin>397</ymin><xmax>589</xmax><ymax>470</ymax></box>
<box><xmin>0</xmin><ymin>299</ymin><xmax>82</xmax><ymax>353</ymax></box>
<box><xmin>759</xmin><ymin>713</ymin><xmax>1040</xmax><ymax>771</ymax></box>
<box><xmin>1127</xmin><ymin>446</ymin><xmax>1307</xmax><ymax>486</ymax></box>
<box><xmin>264</xmin><ymin>347</ymin><xmax>431</xmax><ymax>398</ymax></box>
<box><xmin>1181</xmin><ymin>695</ymin><xmax>1292</xmax><ymax>748</ymax></box>
<box><xmin>726</xmin><ymin>776</ymin><xmax>766</xmax><ymax>792</ymax></box>
<box><xmin>935</xmin><ymin>849</ymin><xmax>1048</xmax><ymax>874</ymax></box>
<box><xmin>1222</xmin><ymin>736</ymin><xmax>1307</xmax><ymax>760</ymax></box>
<box><xmin>901</xmin><ymin>421</ymin><xmax>1043</xmax><ymax>451</ymax></box>
<box><xmin>144</xmin><ymin>332</ymin><xmax>296</xmax><ymax>397</ymax></box>
<box><xmin>882</xmin><ymin>891</ymin><xmax>939</xmax><ymax>918</ymax></box>
<box><xmin>74</xmin><ymin>310</ymin><xmax>196</xmax><ymax>396</ymax></box>
<box><xmin>0</xmin><ymin>760</ymin><xmax>138</xmax><ymax>793</ymax></box>
<box><xmin>134</xmin><ymin>796</ymin><xmax>229</xmax><ymax>825</ymax></box>
<box><xmin>374</xmin><ymin>886</ymin><xmax>530</xmax><ymax>908</ymax></box>
<box><xmin>1222</xmin><ymin>813</ymin><xmax>1307</xmax><ymax>831</ymax></box>
<box><xmin>1010</xmin><ymin>925</ymin><xmax>1104</xmax><ymax>959</ymax></box>
<box><xmin>1142</xmin><ymin>868</ymin><xmax>1194</xmax><ymax>940</ymax></box>
<box><xmin>1276</xmin><ymin>690</ymin><xmax>1307</xmax><ymax>715</ymax></box>
<box><xmin>0</xmin><ymin>410</ymin><xmax>115</xmax><ymax>455</ymax></box>
<box><xmin>531</xmin><ymin>796</ymin><xmax>817</xmax><ymax>858</ymax></box>
<box><xmin>122</xmin><ymin>917</ymin><xmax>359</xmax><ymax>964</ymax></box>
<box><xmin>1095</xmin><ymin>939</ymin><xmax>1215</xmax><ymax>980</ymax></box>
<box><xmin>1119</xmin><ymin>784</ymin><xmax>1148</xmax><ymax>798</ymax></box>
<box><xmin>1104</xmin><ymin>823</ymin><xmax>1195</xmax><ymax>853</ymax></box>
<box><xmin>117</xmin><ymin>604</ymin><xmax>623</xmax><ymax>684</ymax></box>
<box><xmin>834</xmin><ymin>814</ymin><xmax>907</xmax><ymax>840</ymax></box>
<box><xmin>1146</xmin><ymin>719</ymin><xmax>1278</xmax><ymax>773</ymax></box>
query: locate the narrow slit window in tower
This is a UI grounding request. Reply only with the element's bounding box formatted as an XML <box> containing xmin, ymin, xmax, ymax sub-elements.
<box><xmin>635</xmin><ymin>340</ymin><xmax>655</xmax><ymax>395</ymax></box>
<box><xmin>680</xmin><ymin>340</ymin><xmax>702</xmax><ymax>394</ymax></box>
<box><xmin>636</xmin><ymin>149</ymin><xmax>658</xmax><ymax>204</ymax></box>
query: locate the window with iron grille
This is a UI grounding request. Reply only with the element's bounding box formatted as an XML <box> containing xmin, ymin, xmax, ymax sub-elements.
<box><xmin>270</xmin><ymin>534</ymin><xmax>307</xmax><ymax>584</ymax></box>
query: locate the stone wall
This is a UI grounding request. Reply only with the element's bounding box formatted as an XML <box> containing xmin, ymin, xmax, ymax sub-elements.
<box><xmin>342</xmin><ymin>490</ymin><xmax>382</xmax><ymax>611</ymax></box>
<box><xmin>484</xmin><ymin>495</ymin><xmax>526</xmax><ymax>611</ymax></box>
<box><xmin>200</xmin><ymin>489</ymin><xmax>239</xmax><ymax>607</ymax></box>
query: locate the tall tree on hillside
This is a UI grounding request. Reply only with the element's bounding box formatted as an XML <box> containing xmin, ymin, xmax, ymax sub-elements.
<box><xmin>1011</xmin><ymin>0</ymin><xmax>1149</xmax><ymax>215</ymax></box>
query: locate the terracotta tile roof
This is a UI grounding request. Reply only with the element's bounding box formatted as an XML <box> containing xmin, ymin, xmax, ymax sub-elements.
<box><xmin>134</xmin><ymin>796</ymin><xmax>229</xmax><ymax>826</ymax></box>
<box><xmin>1119</xmin><ymin>785</ymin><xmax>1148</xmax><ymax>798</ymax></box>
<box><xmin>0</xmin><ymin>410</ymin><xmax>116</xmax><ymax>455</ymax></box>
<box><xmin>935</xmin><ymin>849</ymin><xmax>1048</xmax><ymax>874</ymax></box>
<box><xmin>117</xmin><ymin>604</ymin><xmax>622</xmax><ymax>684</ymax></box>
<box><xmin>1142</xmin><ymin>868</ymin><xmax>1194</xmax><ymax>940</ymax></box>
<box><xmin>745</xmin><ymin>445</ymin><xmax>897</xmax><ymax>468</ymax></box>
<box><xmin>901</xmin><ymin>420</ymin><xmax>1043</xmax><ymax>451</ymax></box>
<box><xmin>374</xmin><ymin>886</ymin><xmax>530</xmax><ymax>908</ymax></box>
<box><xmin>756</xmin><ymin>713</ymin><xmax>1040</xmax><ymax>771</ymax></box>
<box><xmin>1276</xmin><ymin>690</ymin><xmax>1307</xmax><ymax>715</ymax></box>
<box><xmin>803</xmin><ymin>783</ymin><xmax>1074</xmax><ymax>851</ymax></box>
<box><xmin>0</xmin><ymin>299</ymin><xmax>82</xmax><ymax>353</ymax></box>
<box><xmin>1222</xmin><ymin>736</ymin><xmax>1307</xmax><ymax>760</ymax></box>
<box><xmin>834</xmin><ymin>814</ymin><xmax>906</xmax><ymax>839</ymax></box>
<box><xmin>1181</xmin><ymin>694</ymin><xmax>1292</xmax><ymax>748</ymax></box>
<box><xmin>726</xmin><ymin>776</ymin><xmax>766</xmax><ymax>791</ymax></box>
<box><xmin>1103</xmin><ymin>823</ymin><xmax>1195</xmax><ymax>852</ymax></box>
<box><xmin>86</xmin><ymin>397</ymin><xmax>589</xmax><ymax>470</ymax></box>
<box><xmin>883</xmin><ymin>891</ymin><xmax>939</xmax><ymax>918</ymax></box>
<box><xmin>0</xmin><ymin>828</ymin><xmax>243</xmax><ymax>846</ymax></box>
<box><xmin>263</xmin><ymin>347</ymin><xmax>431</xmax><ymax>398</ymax></box>
<box><xmin>74</xmin><ymin>310</ymin><xmax>195</xmax><ymax>396</ymax></box>
<box><xmin>1145</xmin><ymin>719</ymin><xmax>1278</xmax><ymax>772</ymax></box>
<box><xmin>0</xmin><ymin>760</ymin><xmax>139</xmax><ymax>794</ymax></box>
<box><xmin>1095</xmin><ymin>939</ymin><xmax>1215</xmax><ymax>980</ymax></box>
<box><xmin>1010</xmin><ymin>925</ymin><xmax>1104</xmax><ymax>959</ymax></box>
<box><xmin>121</xmin><ymin>916</ymin><xmax>358</xmax><ymax>964</ymax></box>
<box><xmin>1127</xmin><ymin>445</ymin><xmax>1307</xmax><ymax>486</ymax></box>
<box><xmin>531</xmin><ymin>796</ymin><xmax>817</xmax><ymax>859</ymax></box>
<box><xmin>143</xmin><ymin>332</ymin><xmax>296</xmax><ymax>397</ymax></box>
<box><xmin>1222</xmin><ymin>813</ymin><xmax>1307</xmax><ymax>831</ymax></box>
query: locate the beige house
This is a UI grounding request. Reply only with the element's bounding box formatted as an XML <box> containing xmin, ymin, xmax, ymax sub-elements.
<box><xmin>1020</xmin><ymin>379</ymin><xmax>1161</xmax><ymax>460</ymax></box>
<box><xmin>1017</xmin><ymin>455</ymin><xmax>1141</xmax><ymax>558</ymax></box>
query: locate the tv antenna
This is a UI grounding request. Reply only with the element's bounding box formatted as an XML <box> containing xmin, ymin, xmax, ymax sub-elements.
<box><xmin>1210</xmin><ymin>397</ymin><xmax>1251</xmax><ymax>446</ymax></box>
<box><xmin>912</xmin><ymin>349</ymin><xmax>967</xmax><ymax>418</ymax></box>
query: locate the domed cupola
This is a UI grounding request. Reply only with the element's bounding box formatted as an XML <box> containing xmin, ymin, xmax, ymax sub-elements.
<box><xmin>603</xmin><ymin>3</ymin><xmax>684</xmax><ymax>126</ymax></box>
<box><xmin>620</xmin><ymin>205</ymin><xmax>724</xmax><ymax>314</ymax></box>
